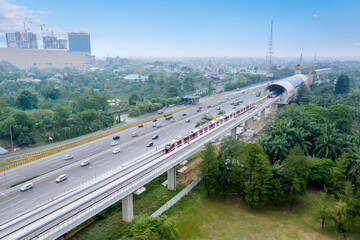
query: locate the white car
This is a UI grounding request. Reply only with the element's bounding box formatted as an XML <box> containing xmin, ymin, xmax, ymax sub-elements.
<box><xmin>113</xmin><ymin>148</ymin><xmax>121</xmax><ymax>154</ymax></box>
<box><xmin>80</xmin><ymin>160</ymin><xmax>90</xmax><ymax>167</ymax></box>
<box><xmin>206</xmin><ymin>111</ymin><xmax>210</xmax><ymax>114</ymax></box>
<box><xmin>132</xmin><ymin>132</ymin><xmax>138</xmax><ymax>137</ymax></box>
<box><xmin>111</xmin><ymin>141</ymin><xmax>118</xmax><ymax>146</ymax></box>
<box><xmin>56</xmin><ymin>174</ymin><xmax>67</xmax><ymax>183</ymax></box>
<box><xmin>64</xmin><ymin>154</ymin><xmax>73</xmax><ymax>160</ymax></box>
<box><xmin>20</xmin><ymin>183</ymin><xmax>33</xmax><ymax>192</ymax></box>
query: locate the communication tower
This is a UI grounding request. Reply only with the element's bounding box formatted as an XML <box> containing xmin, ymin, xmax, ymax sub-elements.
<box><xmin>266</xmin><ymin>20</ymin><xmax>274</xmax><ymax>77</ymax></box>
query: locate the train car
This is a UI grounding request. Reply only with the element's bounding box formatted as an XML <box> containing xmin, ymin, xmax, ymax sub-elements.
<box><xmin>165</xmin><ymin>102</ymin><xmax>256</xmax><ymax>153</ymax></box>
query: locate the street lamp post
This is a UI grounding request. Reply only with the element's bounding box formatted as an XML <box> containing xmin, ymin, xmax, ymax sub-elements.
<box><xmin>9</xmin><ymin>126</ymin><xmax>14</xmax><ymax>152</ymax></box>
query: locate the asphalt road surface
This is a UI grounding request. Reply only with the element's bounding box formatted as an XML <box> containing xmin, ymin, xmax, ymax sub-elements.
<box><xmin>0</xmin><ymin>82</ymin><xmax>270</xmax><ymax>221</ymax></box>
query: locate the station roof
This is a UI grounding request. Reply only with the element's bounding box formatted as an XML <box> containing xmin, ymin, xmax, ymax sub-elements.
<box><xmin>182</xmin><ymin>96</ymin><xmax>200</xmax><ymax>100</ymax></box>
<box><xmin>283</xmin><ymin>74</ymin><xmax>307</xmax><ymax>89</ymax></box>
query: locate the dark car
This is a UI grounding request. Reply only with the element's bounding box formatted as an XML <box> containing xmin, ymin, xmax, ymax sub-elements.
<box><xmin>147</xmin><ymin>142</ymin><xmax>154</xmax><ymax>147</ymax></box>
<box><xmin>152</xmin><ymin>135</ymin><xmax>159</xmax><ymax>140</ymax></box>
<box><xmin>113</xmin><ymin>136</ymin><xmax>120</xmax><ymax>140</ymax></box>
<box><xmin>207</xmin><ymin>105</ymin><xmax>211</xmax><ymax>108</ymax></box>
<box><xmin>217</xmin><ymin>107</ymin><xmax>221</xmax><ymax>110</ymax></box>
<box><xmin>199</xmin><ymin>106</ymin><xmax>202</xmax><ymax>109</ymax></box>
<box><xmin>182</xmin><ymin>113</ymin><xmax>187</xmax><ymax>116</ymax></box>
<box><xmin>153</xmin><ymin>119</ymin><xmax>157</xmax><ymax>122</ymax></box>
<box><xmin>197</xmin><ymin>109</ymin><xmax>201</xmax><ymax>112</ymax></box>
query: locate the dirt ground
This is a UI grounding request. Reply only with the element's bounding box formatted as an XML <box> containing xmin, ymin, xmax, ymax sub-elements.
<box><xmin>178</xmin><ymin>158</ymin><xmax>202</xmax><ymax>185</ymax></box>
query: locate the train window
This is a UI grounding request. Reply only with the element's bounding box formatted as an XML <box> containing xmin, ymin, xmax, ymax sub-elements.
<box><xmin>200</xmin><ymin>129</ymin><xmax>203</xmax><ymax>134</ymax></box>
<box><xmin>177</xmin><ymin>141</ymin><xmax>182</xmax><ymax>146</ymax></box>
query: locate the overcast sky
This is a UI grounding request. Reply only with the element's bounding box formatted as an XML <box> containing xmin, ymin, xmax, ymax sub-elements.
<box><xmin>0</xmin><ymin>0</ymin><xmax>359</xmax><ymax>58</ymax></box>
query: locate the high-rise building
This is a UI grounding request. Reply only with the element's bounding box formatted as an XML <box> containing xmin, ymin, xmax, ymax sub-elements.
<box><xmin>57</xmin><ymin>39</ymin><xmax>67</xmax><ymax>49</ymax></box>
<box><xmin>43</xmin><ymin>36</ymin><xmax>68</xmax><ymax>49</ymax></box>
<box><xmin>6</xmin><ymin>32</ymin><xmax>38</xmax><ymax>49</ymax></box>
<box><xmin>43</xmin><ymin>36</ymin><xmax>58</xmax><ymax>49</ymax></box>
<box><xmin>68</xmin><ymin>32</ymin><xmax>91</xmax><ymax>53</ymax></box>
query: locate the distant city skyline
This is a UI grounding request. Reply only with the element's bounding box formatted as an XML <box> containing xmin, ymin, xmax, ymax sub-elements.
<box><xmin>0</xmin><ymin>0</ymin><xmax>359</xmax><ymax>58</ymax></box>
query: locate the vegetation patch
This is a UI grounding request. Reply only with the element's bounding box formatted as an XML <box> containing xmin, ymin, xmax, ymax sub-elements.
<box><xmin>10</xmin><ymin>175</ymin><xmax>39</xmax><ymax>188</ymax></box>
<box><xmin>70</xmin><ymin>173</ymin><xmax>185</xmax><ymax>240</ymax></box>
<box><xmin>167</xmin><ymin>183</ymin><xmax>360</xmax><ymax>240</ymax></box>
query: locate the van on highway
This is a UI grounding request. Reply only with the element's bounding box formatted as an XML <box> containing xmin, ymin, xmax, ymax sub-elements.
<box><xmin>81</xmin><ymin>160</ymin><xmax>90</xmax><ymax>167</ymax></box>
<box><xmin>132</xmin><ymin>132</ymin><xmax>138</xmax><ymax>137</ymax></box>
<box><xmin>56</xmin><ymin>174</ymin><xmax>68</xmax><ymax>183</ymax></box>
<box><xmin>20</xmin><ymin>183</ymin><xmax>33</xmax><ymax>192</ymax></box>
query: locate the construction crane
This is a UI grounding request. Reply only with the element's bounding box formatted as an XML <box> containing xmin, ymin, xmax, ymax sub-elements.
<box><xmin>293</xmin><ymin>47</ymin><xmax>315</xmax><ymax>89</ymax></box>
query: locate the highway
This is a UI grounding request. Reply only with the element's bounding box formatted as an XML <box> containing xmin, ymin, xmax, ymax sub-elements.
<box><xmin>0</xmin><ymin>82</ymin><xmax>269</xmax><ymax>224</ymax></box>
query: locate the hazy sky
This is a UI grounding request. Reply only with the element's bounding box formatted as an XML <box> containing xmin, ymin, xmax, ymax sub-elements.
<box><xmin>0</xmin><ymin>0</ymin><xmax>359</xmax><ymax>58</ymax></box>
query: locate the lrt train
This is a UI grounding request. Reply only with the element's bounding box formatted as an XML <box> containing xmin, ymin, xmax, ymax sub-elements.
<box><xmin>165</xmin><ymin>101</ymin><xmax>256</xmax><ymax>153</ymax></box>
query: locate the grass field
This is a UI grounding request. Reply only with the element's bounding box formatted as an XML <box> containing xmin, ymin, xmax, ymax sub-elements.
<box><xmin>70</xmin><ymin>173</ymin><xmax>185</xmax><ymax>240</ymax></box>
<box><xmin>166</xmin><ymin>183</ymin><xmax>360</xmax><ymax>240</ymax></box>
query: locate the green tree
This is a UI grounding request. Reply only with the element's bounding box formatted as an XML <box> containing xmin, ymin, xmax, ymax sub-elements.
<box><xmin>200</xmin><ymin>142</ymin><xmax>220</xmax><ymax>197</ymax></box>
<box><xmin>183</xmin><ymin>77</ymin><xmax>195</xmax><ymax>92</ymax></box>
<box><xmin>163</xmin><ymin>86</ymin><xmax>179</xmax><ymax>98</ymax></box>
<box><xmin>0</xmin><ymin>111</ymin><xmax>35</xmax><ymax>145</ymax></box>
<box><xmin>314</xmin><ymin>124</ymin><xmax>342</xmax><ymax>160</ymax></box>
<box><xmin>53</xmin><ymin>105</ymin><xmax>69</xmax><ymax>128</ymax></box>
<box><xmin>121</xmin><ymin>214</ymin><xmax>178</xmax><ymax>240</ymax></box>
<box><xmin>310</xmin><ymin>158</ymin><xmax>335</xmax><ymax>186</ymax></box>
<box><xmin>47</xmin><ymin>88</ymin><xmax>61</xmax><ymax>100</ymax></box>
<box><xmin>295</xmin><ymin>82</ymin><xmax>308</xmax><ymax>104</ymax></box>
<box><xmin>282</xmin><ymin>146</ymin><xmax>312</xmax><ymax>209</ymax></box>
<box><xmin>326</xmin><ymin>200</ymin><xmax>353</xmax><ymax>239</ymax></box>
<box><xmin>334</xmin><ymin>75</ymin><xmax>350</xmax><ymax>95</ymax></box>
<box><xmin>242</xmin><ymin>143</ymin><xmax>272</xmax><ymax>208</ymax></box>
<box><xmin>15</xmin><ymin>90</ymin><xmax>38</xmax><ymax>110</ymax></box>
<box><xmin>313</xmin><ymin>188</ymin><xmax>333</xmax><ymax>229</ymax></box>
<box><xmin>128</xmin><ymin>94</ymin><xmax>143</xmax><ymax>106</ymax></box>
<box><xmin>328</xmin><ymin>104</ymin><xmax>353</xmax><ymax>133</ymax></box>
<box><xmin>326</xmin><ymin>154</ymin><xmax>347</xmax><ymax>196</ymax></box>
<box><xmin>268</xmin><ymin>161</ymin><xmax>285</xmax><ymax>207</ymax></box>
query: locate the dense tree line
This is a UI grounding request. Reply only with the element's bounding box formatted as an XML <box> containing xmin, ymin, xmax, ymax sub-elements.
<box><xmin>0</xmin><ymin>91</ymin><xmax>114</xmax><ymax>146</ymax></box>
<box><xmin>120</xmin><ymin>214</ymin><xmax>177</xmax><ymax>240</ymax></box>
<box><xmin>200</xmin><ymin>74</ymin><xmax>360</xmax><ymax>238</ymax></box>
<box><xmin>224</xmin><ymin>74</ymin><xmax>267</xmax><ymax>92</ymax></box>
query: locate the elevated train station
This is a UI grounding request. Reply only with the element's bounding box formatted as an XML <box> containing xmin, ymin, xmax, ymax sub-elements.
<box><xmin>263</xmin><ymin>74</ymin><xmax>307</xmax><ymax>104</ymax></box>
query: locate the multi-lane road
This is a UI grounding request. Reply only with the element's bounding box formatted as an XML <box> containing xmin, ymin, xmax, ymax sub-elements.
<box><xmin>0</xmin><ymin>82</ymin><xmax>270</xmax><ymax>223</ymax></box>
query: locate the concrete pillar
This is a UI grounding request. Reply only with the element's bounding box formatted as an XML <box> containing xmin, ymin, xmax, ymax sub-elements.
<box><xmin>270</xmin><ymin>103</ymin><xmax>277</xmax><ymax>113</ymax></box>
<box><xmin>260</xmin><ymin>109</ymin><xmax>265</xmax><ymax>122</ymax></box>
<box><xmin>230</xmin><ymin>127</ymin><xmax>237</xmax><ymax>138</ymax></box>
<box><xmin>167</xmin><ymin>166</ymin><xmax>176</xmax><ymax>191</ymax></box>
<box><xmin>247</xmin><ymin>117</ymin><xmax>253</xmax><ymax>130</ymax></box>
<box><xmin>122</xmin><ymin>193</ymin><xmax>133</xmax><ymax>222</ymax></box>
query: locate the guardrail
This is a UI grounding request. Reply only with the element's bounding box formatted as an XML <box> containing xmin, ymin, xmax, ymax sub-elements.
<box><xmin>1</xmin><ymin>97</ymin><xmax>280</xmax><ymax>239</ymax></box>
<box><xmin>0</xmin><ymin>96</ymin><xmax>277</xmax><ymax>239</ymax></box>
<box><xmin>0</xmin><ymin>147</ymin><xmax>163</xmax><ymax>226</ymax></box>
<box><xmin>0</xmin><ymin>107</ymin><xmax>188</xmax><ymax>172</ymax></box>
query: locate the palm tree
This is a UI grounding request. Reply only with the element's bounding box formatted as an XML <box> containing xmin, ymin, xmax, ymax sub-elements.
<box><xmin>314</xmin><ymin>124</ymin><xmax>342</xmax><ymax>160</ymax></box>
<box><xmin>268</xmin><ymin>135</ymin><xmax>291</xmax><ymax>163</ymax></box>
<box><xmin>292</xmin><ymin>128</ymin><xmax>312</xmax><ymax>155</ymax></box>
<box><xmin>346</xmin><ymin>149</ymin><xmax>360</xmax><ymax>190</ymax></box>
<box><xmin>271</xmin><ymin>161</ymin><xmax>284</xmax><ymax>178</ymax></box>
